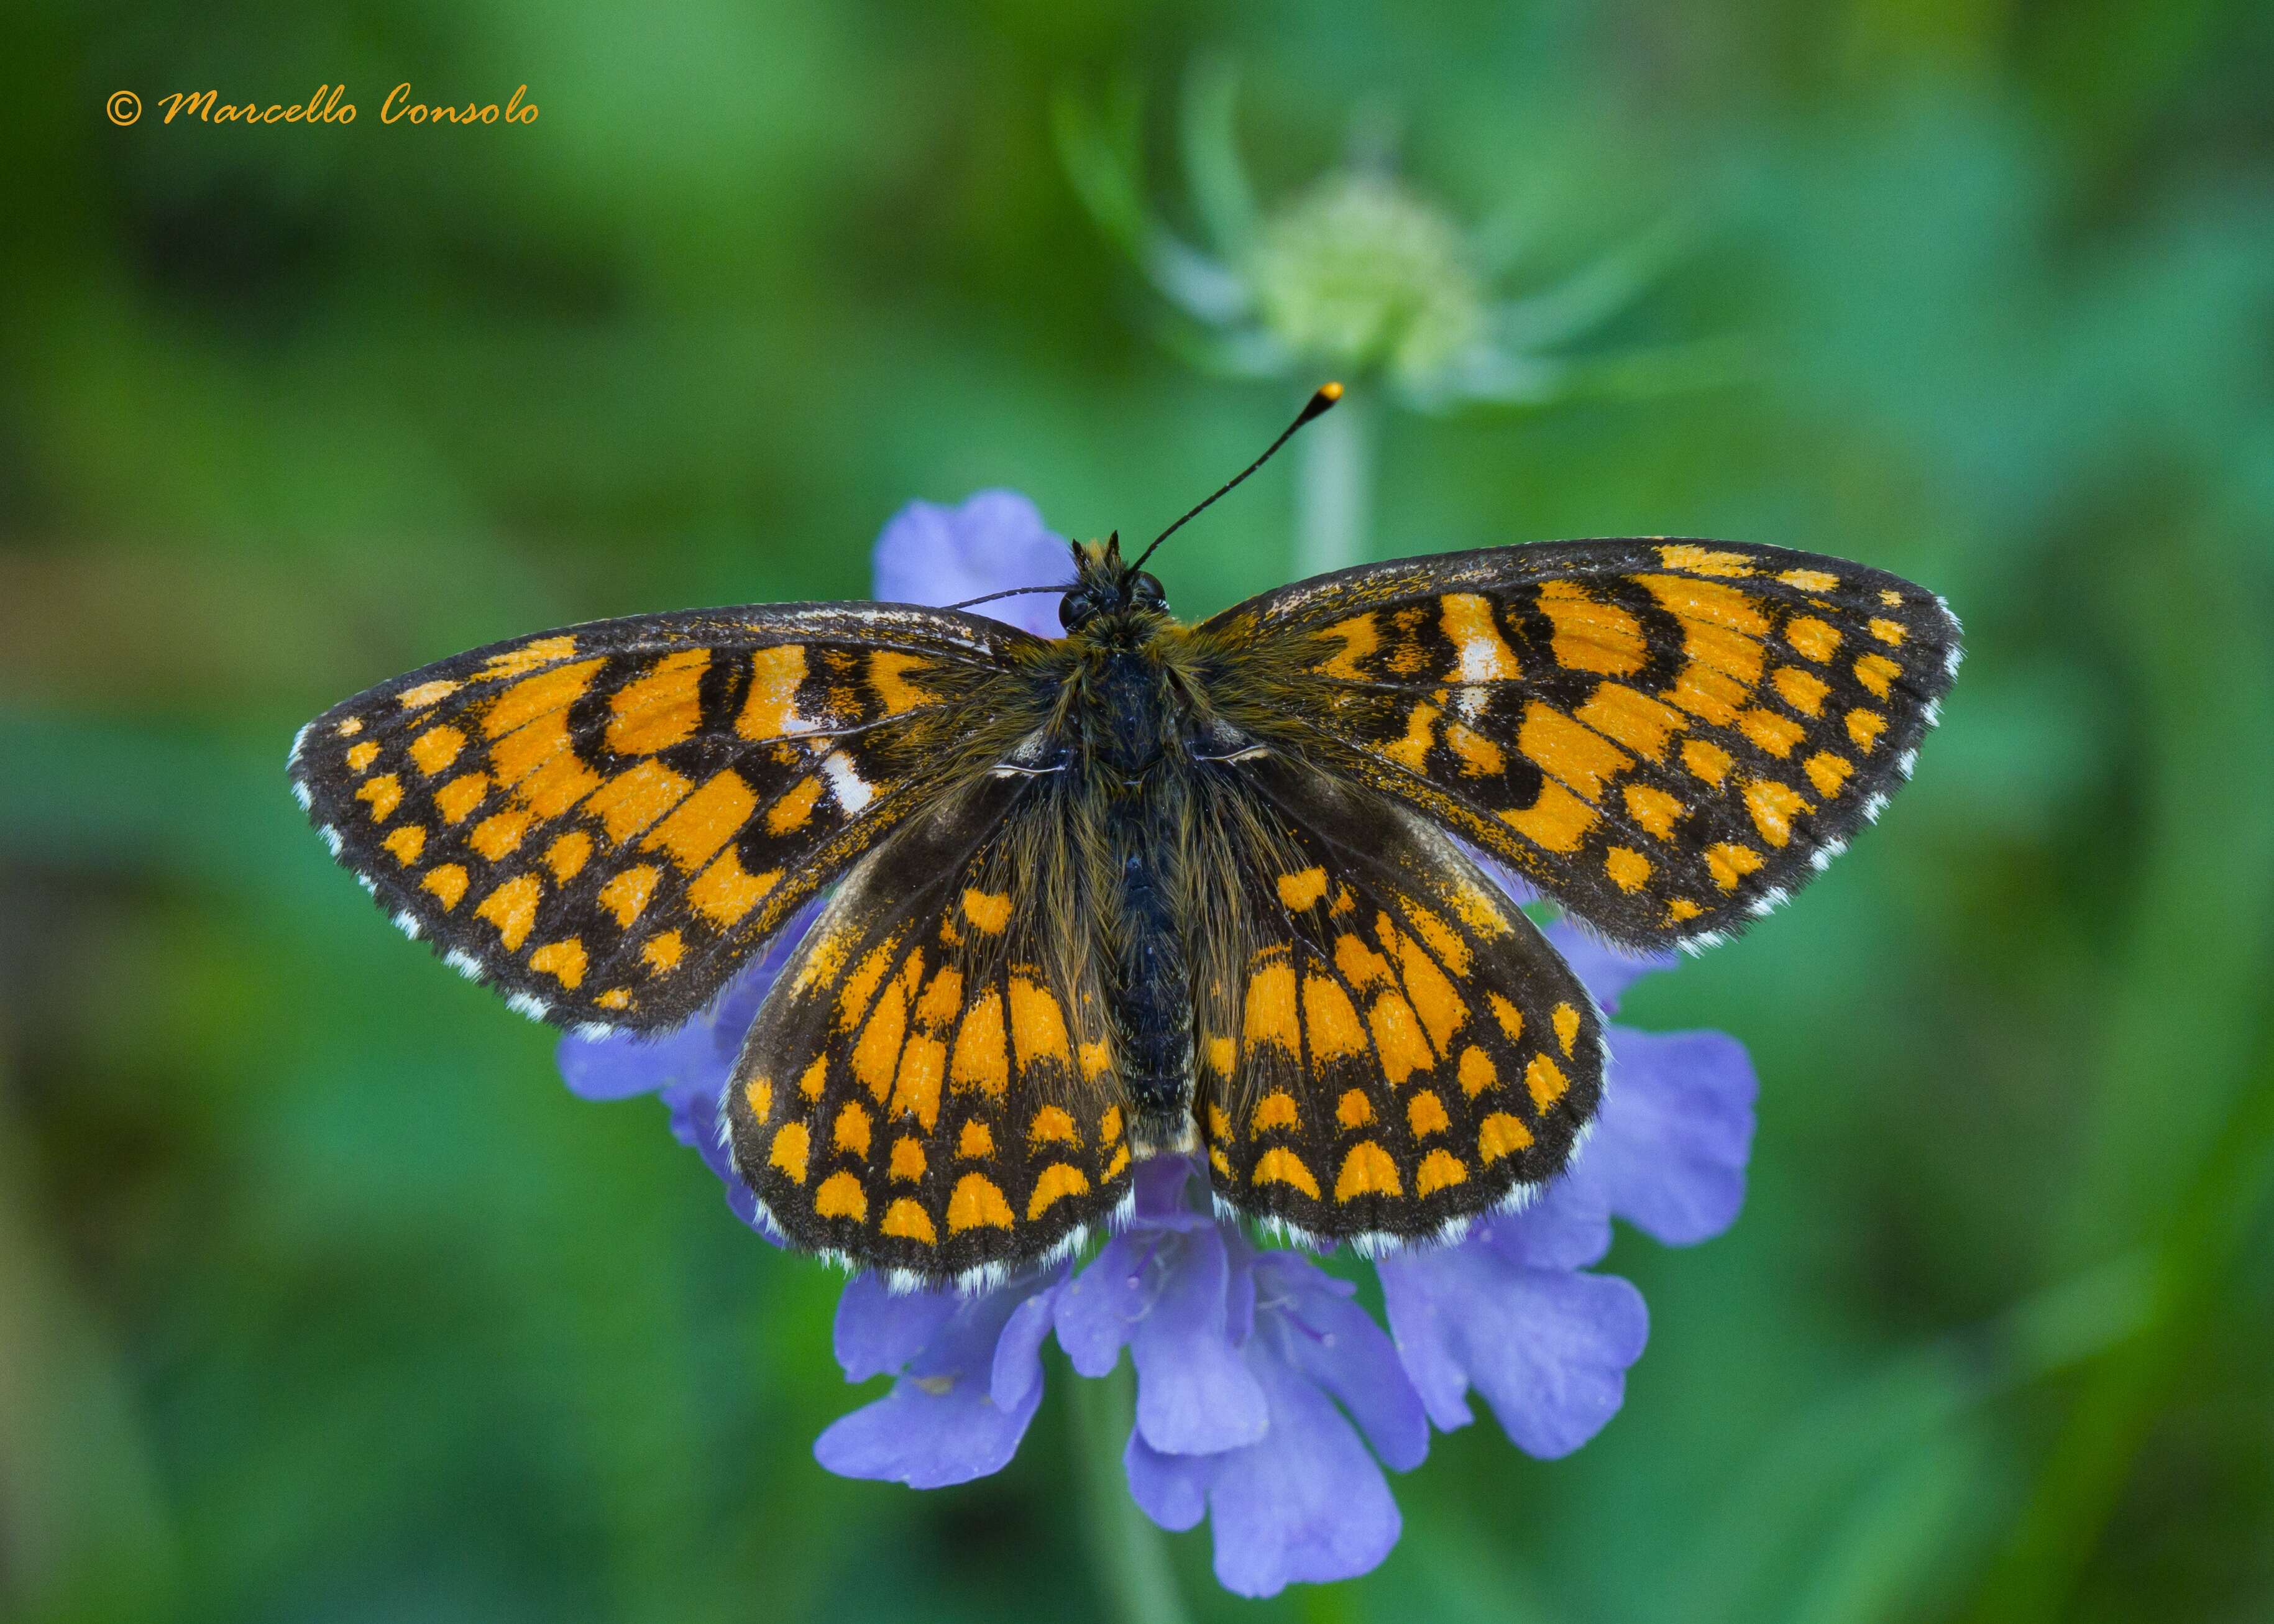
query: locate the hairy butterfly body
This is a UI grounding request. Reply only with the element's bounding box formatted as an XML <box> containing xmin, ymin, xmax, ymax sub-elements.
<box><xmin>293</xmin><ymin>400</ymin><xmax>1960</xmax><ymax>1289</ymax></box>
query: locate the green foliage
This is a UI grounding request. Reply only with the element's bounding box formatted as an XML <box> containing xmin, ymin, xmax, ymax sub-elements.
<box><xmin>2</xmin><ymin>2</ymin><xmax>2270</xmax><ymax>1620</ymax></box>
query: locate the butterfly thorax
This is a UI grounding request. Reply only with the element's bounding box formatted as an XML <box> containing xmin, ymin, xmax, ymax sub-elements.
<box><xmin>1055</xmin><ymin>535</ymin><xmax>1194</xmax><ymax>787</ymax></box>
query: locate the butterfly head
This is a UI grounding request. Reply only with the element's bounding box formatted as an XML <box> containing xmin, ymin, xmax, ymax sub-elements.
<box><xmin>1060</xmin><ymin>531</ymin><xmax>1168</xmax><ymax>631</ymax></box>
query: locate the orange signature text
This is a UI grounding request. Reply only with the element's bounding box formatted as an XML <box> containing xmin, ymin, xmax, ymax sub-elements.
<box><xmin>152</xmin><ymin>85</ymin><xmax>539</xmax><ymax>127</ymax></box>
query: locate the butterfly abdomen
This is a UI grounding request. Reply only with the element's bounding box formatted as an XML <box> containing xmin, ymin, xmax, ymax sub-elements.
<box><xmin>1075</xmin><ymin>636</ymin><xmax>1198</xmax><ymax>1153</ymax></box>
<box><xmin>1114</xmin><ymin>820</ymin><xmax>1193</xmax><ymax>1147</ymax></box>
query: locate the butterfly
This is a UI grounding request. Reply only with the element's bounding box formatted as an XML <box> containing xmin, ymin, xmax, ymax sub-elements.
<box><xmin>291</xmin><ymin>385</ymin><xmax>1960</xmax><ymax>1290</ymax></box>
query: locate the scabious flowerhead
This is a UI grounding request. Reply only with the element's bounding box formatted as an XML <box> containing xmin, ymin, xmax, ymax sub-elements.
<box><xmin>1247</xmin><ymin>172</ymin><xmax>1489</xmax><ymax>391</ymax></box>
<box><xmin>1053</xmin><ymin>65</ymin><xmax>1720</xmax><ymax>415</ymax></box>
<box><xmin>557</xmin><ymin>490</ymin><xmax>1758</xmax><ymax>1597</ymax></box>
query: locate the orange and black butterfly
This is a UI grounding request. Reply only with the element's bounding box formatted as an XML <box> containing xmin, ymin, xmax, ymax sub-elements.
<box><xmin>291</xmin><ymin>387</ymin><xmax>1959</xmax><ymax>1290</ymax></box>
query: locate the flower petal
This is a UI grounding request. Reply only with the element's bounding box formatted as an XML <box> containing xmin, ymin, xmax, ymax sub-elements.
<box><xmin>1380</xmin><ymin>1240</ymin><xmax>1648</xmax><ymax>1456</ymax></box>
<box><xmin>555</xmin><ymin>1020</ymin><xmax>712</xmax><ymax>1101</ymax></box>
<box><xmin>1481</xmin><ymin>1175</ymin><xmax>1613</xmax><ymax>1270</ymax></box>
<box><xmin>833</xmin><ymin>1273</ymin><xmax>960</xmax><ymax>1383</ymax></box>
<box><xmin>1254</xmin><ymin>1254</ymin><xmax>1428</xmax><ymax>1472</ymax></box>
<box><xmin>1129</xmin><ymin>1227</ymin><xmax>1268</xmax><ymax>1455</ymax></box>
<box><xmin>1053</xmin><ymin>1232</ymin><xmax>1152</xmax><ymax>1378</ymax></box>
<box><xmin>1372</xmin><ymin>1244</ymin><xmax>1475</xmax><ymax>1430</ymax></box>
<box><xmin>1124</xmin><ymin>1428</ymin><xmax>1209</xmax><ymax>1532</ymax></box>
<box><xmin>1199</xmin><ymin>1349</ymin><xmax>1405</xmax><ymax>1597</ymax></box>
<box><xmin>1051</xmin><ymin>1157</ymin><xmax>1242</xmax><ymax>1381</ymax></box>
<box><xmin>1130</xmin><ymin>1153</ymin><xmax>1215</xmax><ymax>1231</ymax></box>
<box><xmin>871</xmin><ymin>490</ymin><xmax>1069</xmax><ymax>638</ymax></box>
<box><xmin>1584</xmin><ymin>1027</ymin><xmax>1758</xmax><ymax>1246</ymax></box>
<box><xmin>815</xmin><ymin>1274</ymin><xmax>1061</xmax><ymax>1489</ymax></box>
<box><xmin>1543</xmin><ymin>920</ymin><xmax>1674</xmax><ymax>1017</ymax></box>
<box><xmin>990</xmin><ymin>1282</ymin><xmax>1062</xmax><ymax>1413</ymax></box>
<box><xmin>555</xmin><ymin>904</ymin><xmax>819</xmax><ymax>1235</ymax></box>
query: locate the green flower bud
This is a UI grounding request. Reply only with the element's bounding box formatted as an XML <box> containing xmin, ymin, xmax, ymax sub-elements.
<box><xmin>1245</xmin><ymin>172</ymin><xmax>1487</xmax><ymax>387</ymax></box>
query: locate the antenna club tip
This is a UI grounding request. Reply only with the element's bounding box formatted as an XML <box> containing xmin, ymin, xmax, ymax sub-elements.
<box><xmin>1293</xmin><ymin>382</ymin><xmax>1343</xmax><ymax>426</ymax></box>
<box><xmin>1144</xmin><ymin>383</ymin><xmax>1344</xmax><ymax>562</ymax></box>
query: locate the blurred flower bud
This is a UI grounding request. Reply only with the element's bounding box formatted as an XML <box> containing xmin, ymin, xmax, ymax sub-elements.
<box><xmin>1246</xmin><ymin>172</ymin><xmax>1488</xmax><ymax>388</ymax></box>
<box><xmin>1055</xmin><ymin>64</ymin><xmax>1733</xmax><ymax>418</ymax></box>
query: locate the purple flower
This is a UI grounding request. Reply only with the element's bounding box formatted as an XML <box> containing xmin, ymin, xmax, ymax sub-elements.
<box><xmin>556</xmin><ymin>490</ymin><xmax>1761</xmax><ymax>1599</ymax></box>
<box><xmin>1377</xmin><ymin>922</ymin><xmax>1754</xmax><ymax>1456</ymax></box>
<box><xmin>1057</xmin><ymin>1157</ymin><xmax>1429</xmax><ymax>1594</ymax></box>
<box><xmin>871</xmin><ymin>489</ymin><xmax>1070</xmax><ymax>639</ymax></box>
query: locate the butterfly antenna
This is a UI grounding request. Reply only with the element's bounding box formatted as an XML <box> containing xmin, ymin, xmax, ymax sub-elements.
<box><xmin>1130</xmin><ymin>383</ymin><xmax>1343</xmax><ymax>572</ymax></box>
<box><xmin>942</xmin><ymin>583</ymin><xmax>1074</xmax><ymax>612</ymax></box>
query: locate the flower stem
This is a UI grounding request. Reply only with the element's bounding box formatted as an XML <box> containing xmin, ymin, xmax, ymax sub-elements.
<box><xmin>1068</xmin><ymin>1364</ymin><xmax>1192</xmax><ymax>1624</ymax></box>
<box><xmin>1295</xmin><ymin>385</ymin><xmax>1374</xmax><ymax>577</ymax></box>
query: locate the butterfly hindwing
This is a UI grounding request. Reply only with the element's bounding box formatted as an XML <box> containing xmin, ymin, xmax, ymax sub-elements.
<box><xmin>1185</xmin><ymin>750</ymin><xmax>1603</xmax><ymax>1247</ymax></box>
<box><xmin>290</xmin><ymin>603</ymin><xmax>1046</xmax><ymax>1031</ymax></box>
<box><xmin>723</xmin><ymin>772</ymin><xmax>1135</xmax><ymax>1288</ymax></box>
<box><xmin>1195</xmin><ymin>539</ymin><xmax>1960</xmax><ymax>949</ymax></box>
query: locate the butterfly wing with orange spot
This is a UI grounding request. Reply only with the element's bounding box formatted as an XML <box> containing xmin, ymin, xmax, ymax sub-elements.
<box><xmin>1194</xmin><ymin>539</ymin><xmax>1959</xmax><ymax>948</ymax></box>
<box><xmin>290</xmin><ymin>603</ymin><xmax>1052</xmax><ymax>1032</ymax></box>
<box><xmin>1187</xmin><ymin>750</ymin><xmax>1602</xmax><ymax>1247</ymax></box>
<box><xmin>722</xmin><ymin>771</ymin><xmax>1134</xmax><ymax>1287</ymax></box>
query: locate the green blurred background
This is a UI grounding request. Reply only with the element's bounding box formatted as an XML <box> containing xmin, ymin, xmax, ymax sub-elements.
<box><xmin>3</xmin><ymin>2</ymin><xmax>2271</xmax><ymax>1620</ymax></box>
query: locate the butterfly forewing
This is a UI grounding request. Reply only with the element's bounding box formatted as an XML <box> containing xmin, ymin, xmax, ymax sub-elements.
<box><xmin>290</xmin><ymin>603</ymin><xmax>1047</xmax><ymax>1030</ymax></box>
<box><xmin>724</xmin><ymin>772</ymin><xmax>1135</xmax><ymax>1287</ymax></box>
<box><xmin>1186</xmin><ymin>751</ymin><xmax>1602</xmax><ymax>1246</ymax></box>
<box><xmin>1196</xmin><ymin>539</ymin><xmax>1960</xmax><ymax>949</ymax></box>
